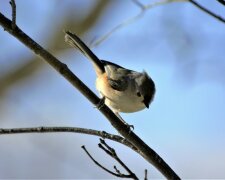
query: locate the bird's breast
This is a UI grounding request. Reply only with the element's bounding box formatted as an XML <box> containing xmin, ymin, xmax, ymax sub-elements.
<box><xmin>96</xmin><ymin>74</ymin><xmax>145</xmax><ymax>113</ymax></box>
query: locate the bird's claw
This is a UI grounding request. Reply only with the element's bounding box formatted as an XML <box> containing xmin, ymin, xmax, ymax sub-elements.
<box><xmin>125</xmin><ymin>123</ymin><xmax>134</xmax><ymax>133</ymax></box>
<box><xmin>96</xmin><ymin>97</ymin><xmax>105</xmax><ymax>109</ymax></box>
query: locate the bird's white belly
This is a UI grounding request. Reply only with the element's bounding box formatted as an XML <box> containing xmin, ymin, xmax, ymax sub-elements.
<box><xmin>105</xmin><ymin>94</ymin><xmax>145</xmax><ymax>113</ymax></box>
<box><xmin>96</xmin><ymin>75</ymin><xmax>145</xmax><ymax>113</ymax></box>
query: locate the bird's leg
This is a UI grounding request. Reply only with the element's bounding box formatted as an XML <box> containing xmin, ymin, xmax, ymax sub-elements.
<box><xmin>96</xmin><ymin>96</ymin><xmax>105</xmax><ymax>110</ymax></box>
<box><xmin>114</xmin><ymin>112</ymin><xmax>134</xmax><ymax>131</ymax></box>
<box><xmin>96</xmin><ymin>97</ymin><xmax>134</xmax><ymax>131</ymax></box>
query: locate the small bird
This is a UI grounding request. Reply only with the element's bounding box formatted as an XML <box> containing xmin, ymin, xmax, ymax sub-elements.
<box><xmin>65</xmin><ymin>32</ymin><xmax>155</xmax><ymax>125</ymax></box>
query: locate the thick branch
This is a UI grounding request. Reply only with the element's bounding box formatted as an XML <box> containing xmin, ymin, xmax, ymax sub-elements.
<box><xmin>0</xmin><ymin>11</ymin><xmax>180</xmax><ymax>180</ymax></box>
<box><xmin>217</xmin><ymin>0</ymin><xmax>225</xmax><ymax>6</ymax></box>
<box><xmin>0</xmin><ymin>0</ymin><xmax>110</xmax><ymax>97</ymax></box>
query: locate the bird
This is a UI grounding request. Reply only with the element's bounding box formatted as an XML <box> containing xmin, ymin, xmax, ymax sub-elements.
<box><xmin>65</xmin><ymin>31</ymin><xmax>155</xmax><ymax>126</ymax></box>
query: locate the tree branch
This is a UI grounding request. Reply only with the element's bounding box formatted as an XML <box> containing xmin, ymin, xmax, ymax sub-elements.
<box><xmin>99</xmin><ymin>139</ymin><xmax>138</xmax><ymax>179</ymax></box>
<box><xmin>82</xmin><ymin>139</ymin><xmax>138</xmax><ymax>179</ymax></box>
<box><xmin>9</xmin><ymin>0</ymin><xmax>16</xmax><ymax>29</ymax></box>
<box><xmin>0</xmin><ymin>0</ymin><xmax>110</xmax><ymax>97</ymax></box>
<box><xmin>189</xmin><ymin>0</ymin><xmax>225</xmax><ymax>23</ymax></box>
<box><xmin>0</xmin><ymin>3</ymin><xmax>180</xmax><ymax>180</ymax></box>
<box><xmin>82</xmin><ymin>145</ymin><xmax>124</xmax><ymax>178</ymax></box>
<box><xmin>0</xmin><ymin>126</ymin><xmax>137</xmax><ymax>149</ymax></box>
<box><xmin>91</xmin><ymin>0</ymin><xmax>186</xmax><ymax>47</ymax></box>
<box><xmin>0</xmin><ymin>126</ymin><xmax>145</xmax><ymax>179</ymax></box>
<box><xmin>144</xmin><ymin>169</ymin><xmax>148</xmax><ymax>180</ymax></box>
<box><xmin>91</xmin><ymin>0</ymin><xmax>225</xmax><ymax>47</ymax></box>
<box><xmin>217</xmin><ymin>0</ymin><xmax>225</xmax><ymax>6</ymax></box>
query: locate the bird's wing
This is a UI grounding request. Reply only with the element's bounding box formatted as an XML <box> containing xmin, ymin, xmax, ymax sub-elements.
<box><xmin>101</xmin><ymin>60</ymin><xmax>130</xmax><ymax>91</ymax></box>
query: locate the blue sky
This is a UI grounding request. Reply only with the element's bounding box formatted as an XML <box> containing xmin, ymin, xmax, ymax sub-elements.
<box><xmin>0</xmin><ymin>0</ymin><xmax>225</xmax><ymax>178</ymax></box>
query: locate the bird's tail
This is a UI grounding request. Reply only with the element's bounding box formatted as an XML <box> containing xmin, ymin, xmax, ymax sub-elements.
<box><xmin>65</xmin><ymin>31</ymin><xmax>105</xmax><ymax>75</ymax></box>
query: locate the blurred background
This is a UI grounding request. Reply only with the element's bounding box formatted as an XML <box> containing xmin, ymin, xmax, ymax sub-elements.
<box><xmin>0</xmin><ymin>0</ymin><xmax>225</xmax><ymax>179</ymax></box>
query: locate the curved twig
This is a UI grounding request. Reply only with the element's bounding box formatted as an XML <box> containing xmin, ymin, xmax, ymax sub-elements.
<box><xmin>91</xmin><ymin>0</ymin><xmax>225</xmax><ymax>48</ymax></box>
<box><xmin>82</xmin><ymin>139</ymin><xmax>138</xmax><ymax>179</ymax></box>
<box><xmin>9</xmin><ymin>0</ymin><xmax>16</xmax><ymax>29</ymax></box>
<box><xmin>82</xmin><ymin>145</ymin><xmax>122</xmax><ymax>177</ymax></box>
<box><xmin>99</xmin><ymin>139</ymin><xmax>138</xmax><ymax>179</ymax></box>
<box><xmin>91</xmin><ymin>0</ymin><xmax>186</xmax><ymax>48</ymax></box>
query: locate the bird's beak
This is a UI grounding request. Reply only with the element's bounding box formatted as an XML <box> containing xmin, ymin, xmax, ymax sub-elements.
<box><xmin>144</xmin><ymin>101</ymin><xmax>149</xmax><ymax>108</ymax></box>
<box><xmin>143</xmin><ymin>96</ymin><xmax>150</xmax><ymax>108</ymax></box>
<box><xmin>143</xmin><ymin>99</ymin><xmax>149</xmax><ymax>108</ymax></box>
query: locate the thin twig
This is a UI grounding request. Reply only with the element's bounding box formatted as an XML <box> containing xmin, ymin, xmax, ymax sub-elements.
<box><xmin>91</xmin><ymin>0</ymin><xmax>225</xmax><ymax>47</ymax></box>
<box><xmin>144</xmin><ymin>169</ymin><xmax>148</xmax><ymax>180</ymax></box>
<box><xmin>114</xmin><ymin>165</ymin><xmax>123</xmax><ymax>175</ymax></box>
<box><xmin>189</xmin><ymin>0</ymin><xmax>225</xmax><ymax>23</ymax></box>
<box><xmin>81</xmin><ymin>145</ymin><xmax>121</xmax><ymax>177</ymax></box>
<box><xmin>144</xmin><ymin>0</ymin><xmax>188</xmax><ymax>9</ymax></box>
<box><xmin>0</xmin><ymin>3</ymin><xmax>180</xmax><ymax>179</ymax></box>
<box><xmin>90</xmin><ymin>11</ymin><xmax>144</xmax><ymax>47</ymax></box>
<box><xmin>132</xmin><ymin>0</ymin><xmax>146</xmax><ymax>10</ymax></box>
<box><xmin>9</xmin><ymin>0</ymin><xmax>16</xmax><ymax>29</ymax></box>
<box><xmin>90</xmin><ymin>0</ymin><xmax>187</xmax><ymax>47</ymax></box>
<box><xmin>98</xmin><ymin>143</ymin><xmax>113</xmax><ymax>157</ymax></box>
<box><xmin>99</xmin><ymin>139</ymin><xmax>138</xmax><ymax>180</ymax></box>
<box><xmin>83</xmin><ymin>139</ymin><xmax>138</xmax><ymax>179</ymax></box>
<box><xmin>100</xmin><ymin>138</ymin><xmax>115</xmax><ymax>153</ymax></box>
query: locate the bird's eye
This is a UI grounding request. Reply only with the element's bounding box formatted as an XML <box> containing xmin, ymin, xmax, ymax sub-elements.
<box><xmin>136</xmin><ymin>92</ymin><xmax>141</xmax><ymax>97</ymax></box>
